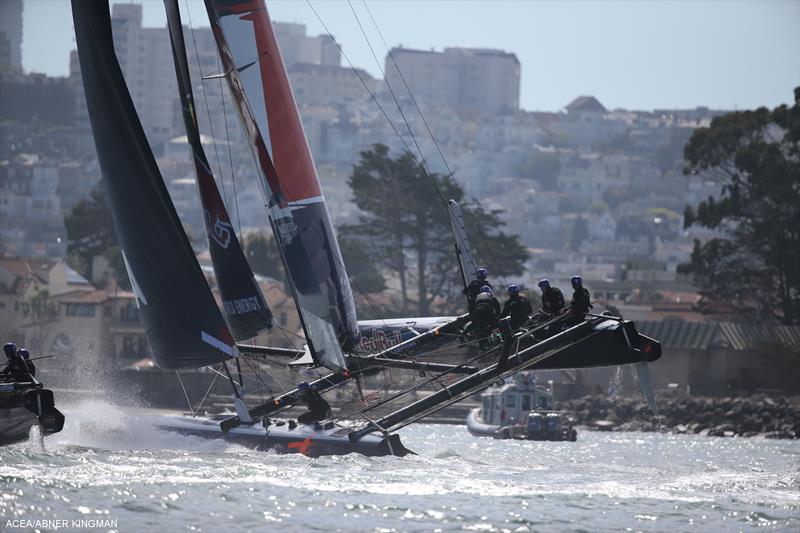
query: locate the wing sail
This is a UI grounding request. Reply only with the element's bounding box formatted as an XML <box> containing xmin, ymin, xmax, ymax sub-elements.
<box><xmin>164</xmin><ymin>0</ymin><xmax>272</xmax><ymax>341</ymax></box>
<box><xmin>72</xmin><ymin>0</ymin><xmax>235</xmax><ymax>369</ymax></box>
<box><xmin>204</xmin><ymin>0</ymin><xmax>359</xmax><ymax>372</ymax></box>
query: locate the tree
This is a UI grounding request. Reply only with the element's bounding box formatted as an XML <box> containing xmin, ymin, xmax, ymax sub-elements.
<box><xmin>338</xmin><ymin>235</ymin><xmax>386</xmax><ymax>294</ymax></box>
<box><xmin>679</xmin><ymin>88</ymin><xmax>800</xmax><ymax>324</ymax></box>
<box><xmin>345</xmin><ymin>144</ymin><xmax>528</xmax><ymax>316</ymax></box>
<box><xmin>570</xmin><ymin>215</ymin><xmax>589</xmax><ymax>252</ymax></box>
<box><xmin>243</xmin><ymin>232</ymin><xmax>284</xmax><ymax>281</ymax></box>
<box><xmin>64</xmin><ymin>182</ymin><xmax>125</xmax><ymax>287</ymax></box>
<box><xmin>519</xmin><ymin>151</ymin><xmax>561</xmax><ymax>190</ymax></box>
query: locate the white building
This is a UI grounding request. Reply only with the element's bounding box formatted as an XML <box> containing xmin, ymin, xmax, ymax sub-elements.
<box><xmin>384</xmin><ymin>47</ymin><xmax>520</xmax><ymax>116</ymax></box>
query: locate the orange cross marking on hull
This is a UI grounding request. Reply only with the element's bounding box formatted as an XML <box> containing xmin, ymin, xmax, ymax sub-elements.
<box><xmin>287</xmin><ymin>436</ymin><xmax>314</xmax><ymax>455</ymax></box>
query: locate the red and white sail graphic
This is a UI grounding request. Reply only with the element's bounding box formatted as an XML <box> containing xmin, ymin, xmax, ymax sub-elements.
<box><xmin>205</xmin><ymin>0</ymin><xmax>359</xmax><ymax>373</ymax></box>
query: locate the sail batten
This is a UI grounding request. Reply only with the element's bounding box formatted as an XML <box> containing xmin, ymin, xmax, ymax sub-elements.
<box><xmin>164</xmin><ymin>0</ymin><xmax>273</xmax><ymax>341</ymax></box>
<box><xmin>72</xmin><ymin>0</ymin><xmax>234</xmax><ymax>369</ymax></box>
<box><xmin>204</xmin><ymin>0</ymin><xmax>359</xmax><ymax>372</ymax></box>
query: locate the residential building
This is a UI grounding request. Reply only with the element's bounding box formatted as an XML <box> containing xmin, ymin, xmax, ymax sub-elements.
<box><xmin>0</xmin><ymin>0</ymin><xmax>22</xmax><ymax>73</ymax></box>
<box><xmin>384</xmin><ymin>47</ymin><xmax>520</xmax><ymax>116</ymax></box>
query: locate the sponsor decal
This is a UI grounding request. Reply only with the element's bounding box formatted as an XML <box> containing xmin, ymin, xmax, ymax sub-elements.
<box><xmin>204</xmin><ymin>210</ymin><xmax>234</xmax><ymax>249</ymax></box>
<box><xmin>223</xmin><ymin>296</ymin><xmax>262</xmax><ymax>315</ymax></box>
<box><xmin>357</xmin><ymin>329</ymin><xmax>404</xmax><ymax>353</ymax></box>
<box><xmin>275</xmin><ymin>217</ymin><xmax>298</xmax><ymax>245</ymax></box>
<box><xmin>287</xmin><ymin>435</ymin><xmax>314</xmax><ymax>455</ymax></box>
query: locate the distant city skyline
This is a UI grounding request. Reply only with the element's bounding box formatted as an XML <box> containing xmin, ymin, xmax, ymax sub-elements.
<box><xmin>20</xmin><ymin>0</ymin><xmax>800</xmax><ymax>112</ymax></box>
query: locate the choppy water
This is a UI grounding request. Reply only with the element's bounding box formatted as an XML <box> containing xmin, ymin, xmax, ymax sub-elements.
<box><xmin>1</xmin><ymin>401</ymin><xmax>798</xmax><ymax>532</ymax></box>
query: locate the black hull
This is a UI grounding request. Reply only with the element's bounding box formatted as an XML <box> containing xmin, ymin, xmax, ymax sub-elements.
<box><xmin>0</xmin><ymin>405</ymin><xmax>38</xmax><ymax>446</ymax></box>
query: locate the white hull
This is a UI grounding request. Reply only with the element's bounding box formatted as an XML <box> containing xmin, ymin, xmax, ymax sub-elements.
<box><xmin>150</xmin><ymin>415</ymin><xmax>411</xmax><ymax>457</ymax></box>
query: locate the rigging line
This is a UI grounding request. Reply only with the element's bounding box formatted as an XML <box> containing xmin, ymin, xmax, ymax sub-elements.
<box><xmin>175</xmin><ymin>370</ymin><xmax>195</xmax><ymax>417</ymax></box>
<box><xmin>194</xmin><ymin>369</ymin><xmax>220</xmax><ymax>415</ymax></box>
<box><xmin>217</xmin><ymin>59</ymin><xmax>243</xmax><ymax>233</ymax></box>
<box><xmin>312</xmin><ymin>1</ymin><xmax>506</xmax><ymax>290</ymax></box>
<box><xmin>361</xmin><ymin>0</ymin><xmax>511</xmax><ymax>288</ymax></box>
<box><xmin>306</xmin><ymin>0</ymin><xmax>468</xmax><ymax>320</ymax></box>
<box><xmin>182</xmin><ymin>0</ymin><xmax>230</xmax><ymax>206</ymax></box>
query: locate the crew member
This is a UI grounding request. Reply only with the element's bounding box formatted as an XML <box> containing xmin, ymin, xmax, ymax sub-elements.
<box><xmin>463</xmin><ymin>268</ymin><xmax>491</xmax><ymax>312</ymax></box>
<box><xmin>296</xmin><ymin>382</ymin><xmax>332</xmax><ymax>424</ymax></box>
<box><xmin>570</xmin><ymin>276</ymin><xmax>593</xmax><ymax>315</ymax></box>
<box><xmin>17</xmin><ymin>348</ymin><xmax>35</xmax><ymax>378</ymax></box>
<box><xmin>501</xmin><ymin>284</ymin><xmax>533</xmax><ymax>329</ymax></box>
<box><xmin>1</xmin><ymin>343</ymin><xmax>28</xmax><ymax>380</ymax></box>
<box><xmin>538</xmin><ymin>279</ymin><xmax>565</xmax><ymax>317</ymax></box>
<box><xmin>470</xmin><ymin>285</ymin><xmax>501</xmax><ymax>336</ymax></box>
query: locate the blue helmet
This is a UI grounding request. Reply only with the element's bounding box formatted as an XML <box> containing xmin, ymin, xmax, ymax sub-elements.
<box><xmin>538</xmin><ymin>279</ymin><xmax>550</xmax><ymax>291</ymax></box>
<box><xmin>476</xmin><ymin>268</ymin><xmax>487</xmax><ymax>281</ymax></box>
<box><xmin>571</xmin><ymin>275</ymin><xmax>583</xmax><ymax>288</ymax></box>
<box><xmin>480</xmin><ymin>285</ymin><xmax>493</xmax><ymax>295</ymax></box>
<box><xmin>507</xmin><ymin>284</ymin><xmax>520</xmax><ymax>296</ymax></box>
<box><xmin>3</xmin><ymin>343</ymin><xmax>16</xmax><ymax>357</ymax></box>
<box><xmin>18</xmin><ymin>348</ymin><xmax>30</xmax><ymax>360</ymax></box>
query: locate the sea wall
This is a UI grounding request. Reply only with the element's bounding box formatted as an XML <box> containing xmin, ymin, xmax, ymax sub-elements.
<box><xmin>554</xmin><ymin>394</ymin><xmax>800</xmax><ymax>439</ymax></box>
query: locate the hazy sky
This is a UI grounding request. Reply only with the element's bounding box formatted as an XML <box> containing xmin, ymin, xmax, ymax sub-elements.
<box><xmin>21</xmin><ymin>0</ymin><xmax>800</xmax><ymax>112</ymax></box>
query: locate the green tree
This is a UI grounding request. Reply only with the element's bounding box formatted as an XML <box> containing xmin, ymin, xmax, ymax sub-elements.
<box><xmin>345</xmin><ymin>144</ymin><xmax>528</xmax><ymax>316</ymax></box>
<box><xmin>679</xmin><ymin>88</ymin><xmax>800</xmax><ymax>324</ymax></box>
<box><xmin>64</xmin><ymin>182</ymin><xmax>125</xmax><ymax>287</ymax></box>
<box><xmin>243</xmin><ymin>232</ymin><xmax>284</xmax><ymax>281</ymax></box>
<box><xmin>519</xmin><ymin>151</ymin><xmax>561</xmax><ymax>190</ymax></box>
<box><xmin>338</xmin><ymin>235</ymin><xmax>386</xmax><ymax>294</ymax></box>
<box><xmin>570</xmin><ymin>215</ymin><xmax>589</xmax><ymax>252</ymax></box>
<box><xmin>26</xmin><ymin>288</ymin><xmax>59</xmax><ymax>322</ymax></box>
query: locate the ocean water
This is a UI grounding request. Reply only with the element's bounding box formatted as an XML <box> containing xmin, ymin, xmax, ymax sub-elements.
<box><xmin>1</xmin><ymin>401</ymin><xmax>798</xmax><ymax>533</ymax></box>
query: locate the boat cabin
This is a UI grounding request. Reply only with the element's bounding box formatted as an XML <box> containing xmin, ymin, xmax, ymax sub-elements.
<box><xmin>479</xmin><ymin>371</ymin><xmax>553</xmax><ymax>426</ymax></box>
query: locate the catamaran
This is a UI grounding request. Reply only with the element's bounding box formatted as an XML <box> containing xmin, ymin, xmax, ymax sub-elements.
<box><xmin>72</xmin><ymin>0</ymin><xmax>661</xmax><ymax>457</ymax></box>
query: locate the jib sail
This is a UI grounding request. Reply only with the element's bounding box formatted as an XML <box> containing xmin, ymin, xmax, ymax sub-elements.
<box><xmin>72</xmin><ymin>0</ymin><xmax>236</xmax><ymax>369</ymax></box>
<box><xmin>204</xmin><ymin>0</ymin><xmax>359</xmax><ymax>372</ymax></box>
<box><xmin>164</xmin><ymin>0</ymin><xmax>272</xmax><ymax>341</ymax></box>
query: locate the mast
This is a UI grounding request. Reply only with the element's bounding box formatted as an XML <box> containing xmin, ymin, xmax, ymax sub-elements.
<box><xmin>72</xmin><ymin>0</ymin><xmax>236</xmax><ymax>369</ymax></box>
<box><xmin>204</xmin><ymin>0</ymin><xmax>359</xmax><ymax>373</ymax></box>
<box><xmin>163</xmin><ymin>0</ymin><xmax>273</xmax><ymax>341</ymax></box>
<box><xmin>448</xmin><ymin>199</ymin><xmax>479</xmax><ymax>289</ymax></box>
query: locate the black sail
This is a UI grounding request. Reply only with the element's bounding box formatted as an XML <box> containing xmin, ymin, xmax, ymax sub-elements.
<box><xmin>164</xmin><ymin>0</ymin><xmax>272</xmax><ymax>340</ymax></box>
<box><xmin>72</xmin><ymin>0</ymin><xmax>236</xmax><ymax>369</ymax></box>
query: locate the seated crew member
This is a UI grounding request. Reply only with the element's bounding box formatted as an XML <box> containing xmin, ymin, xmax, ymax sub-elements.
<box><xmin>17</xmin><ymin>348</ymin><xmax>35</xmax><ymax>378</ymax></box>
<box><xmin>570</xmin><ymin>276</ymin><xmax>593</xmax><ymax>315</ymax></box>
<box><xmin>501</xmin><ymin>284</ymin><xmax>533</xmax><ymax>330</ymax></box>
<box><xmin>470</xmin><ymin>285</ymin><xmax>501</xmax><ymax>337</ymax></box>
<box><xmin>1</xmin><ymin>343</ymin><xmax>28</xmax><ymax>380</ymax></box>
<box><xmin>538</xmin><ymin>279</ymin><xmax>565</xmax><ymax>317</ymax></box>
<box><xmin>296</xmin><ymin>382</ymin><xmax>332</xmax><ymax>424</ymax></box>
<box><xmin>463</xmin><ymin>268</ymin><xmax>491</xmax><ymax>313</ymax></box>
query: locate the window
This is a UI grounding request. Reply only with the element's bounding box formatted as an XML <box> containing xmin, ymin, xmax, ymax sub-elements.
<box><xmin>522</xmin><ymin>394</ymin><xmax>531</xmax><ymax>411</ymax></box>
<box><xmin>506</xmin><ymin>395</ymin><xmax>516</xmax><ymax>408</ymax></box>
<box><xmin>66</xmin><ymin>304</ymin><xmax>95</xmax><ymax>317</ymax></box>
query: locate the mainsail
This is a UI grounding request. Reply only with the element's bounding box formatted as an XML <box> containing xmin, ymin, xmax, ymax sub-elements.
<box><xmin>204</xmin><ymin>0</ymin><xmax>359</xmax><ymax>372</ymax></box>
<box><xmin>72</xmin><ymin>0</ymin><xmax>236</xmax><ymax>369</ymax></box>
<box><xmin>164</xmin><ymin>0</ymin><xmax>272</xmax><ymax>341</ymax></box>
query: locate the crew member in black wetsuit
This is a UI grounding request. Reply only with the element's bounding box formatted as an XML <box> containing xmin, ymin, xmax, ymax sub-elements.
<box><xmin>17</xmin><ymin>348</ymin><xmax>35</xmax><ymax>378</ymax></box>
<box><xmin>538</xmin><ymin>279</ymin><xmax>565</xmax><ymax>317</ymax></box>
<box><xmin>470</xmin><ymin>285</ymin><xmax>501</xmax><ymax>337</ymax></box>
<box><xmin>501</xmin><ymin>284</ymin><xmax>533</xmax><ymax>329</ymax></box>
<box><xmin>463</xmin><ymin>268</ymin><xmax>491</xmax><ymax>313</ymax></box>
<box><xmin>296</xmin><ymin>382</ymin><xmax>332</xmax><ymax>424</ymax></box>
<box><xmin>1</xmin><ymin>343</ymin><xmax>28</xmax><ymax>380</ymax></box>
<box><xmin>570</xmin><ymin>276</ymin><xmax>593</xmax><ymax>315</ymax></box>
